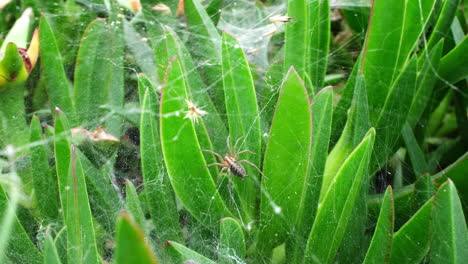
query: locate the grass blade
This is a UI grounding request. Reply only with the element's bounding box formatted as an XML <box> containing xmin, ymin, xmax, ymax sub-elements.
<box><xmin>160</xmin><ymin>57</ymin><xmax>232</xmax><ymax>225</ymax></box>
<box><xmin>139</xmin><ymin>74</ymin><xmax>183</xmax><ymax>243</ymax></box>
<box><xmin>259</xmin><ymin>67</ymin><xmax>312</xmax><ymax>251</ymax></box>
<box><xmin>429</xmin><ymin>180</ymin><xmax>468</xmax><ymax>263</ymax></box>
<box><xmin>66</xmin><ymin>146</ymin><xmax>100</xmax><ymax>264</ymax></box>
<box><xmin>330</xmin><ymin>56</ymin><xmax>363</xmax><ymax>144</ymax></box>
<box><xmin>221</xmin><ymin>31</ymin><xmax>262</xmax><ymax>222</ymax></box>
<box><xmin>388</xmin><ymin>198</ymin><xmax>433</xmax><ymax>264</ymax></box>
<box><xmin>206</xmin><ymin>0</ymin><xmax>223</xmax><ymax>25</ymax></box>
<box><xmin>402</xmin><ymin>123</ymin><xmax>428</xmax><ymax>177</ymax></box>
<box><xmin>165</xmin><ymin>241</ymin><xmax>215</xmax><ymax>264</ymax></box>
<box><xmin>307</xmin><ymin>0</ymin><xmax>330</xmax><ymax>92</ymax></box>
<box><xmin>407</xmin><ymin>40</ymin><xmax>444</xmax><ymax>128</ymax></box>
<box><xmin>114</xmin><ymin>211</ymin><xmax>159</xmax><ymax>264</ymax></box>
<box><xmin>78</xmin><ymin>152</ymin><xmax>122</xmax><ymax>233</ymax></box>
<box><xmin>123</xmin><ymin>20</ymin><xmax>158</xmax><ymax>86</ymax></box>
<box><xmin>43</xmin><ymin>234</ymin><xmax>62</xmax><ymax>264</ymax></box>
<box><xmin>54</xmin><ymin>109</ymin><xmax>72</xmax><ymax>213</ymax></box>
<box><xmin>304</xmin><ymin>128</ymin><xmax>375</xmax><ymax>264</ymax></box>
<box><xmin>124</xmin><ymin>180</ymin><xmax>146</xmax><ymax>233</ymax></box>
<box><xmin>0</xmin><ymin>184</ymin><xmax>42</xmax><ymax>264</ymax></box>
<box><xmin>105</xmin><ymin>6</ymin><xmax>125</xmax><ymax>137</ymax></box>
<box><xmin>438</xmin><ymin>35</ymin><xmax>468</xmax><ymax>85</ymax></box>
<box><xmin>290</xmin><ymin>86</ymin><xmax>334</xmax><ymax>261</ymax></box>
<box><xmin>74</xmin><ymin>19</ymin><xmax>111</xmax><ymax>127</ymax></box>
<box><xmin>162</xmin><ymin>26</ymin><xmax>227</xmax><ymax>153</ymax></box>
<box><xmin>39</xmin><ymin>16</ymin><xmax>75</xmax><ymax>124</ymax></box>
<box><xmin>322</xmin><ymin>75</ymin><xmax>369</xmax><ymax>200</ymax></box>
<box><xmin>363</xmin><ymin>186</ymin><xmax>394</xmax><ymax>264</ymax></box>
<box><xmin>184</xmin><ymin>0</ymin><xmax>223</xmax><ymax>111</ymax></box>
<box><xmin>30</xmin><ymin>115</ymin><xmax>59</xmax><ymax>219</ymax></box>
<box><xmin>284</xmin><ymin>0</ymin><xmax>307</xmax><ymax>81</ymax></box>
<box><xmin>413</xmin><ymin>174</ymin><xmax>435</xmax><ymax>214</ymax></box>
<box><xmin>426</xmin><ymin>0</ymin><xmax>461</xmax><ymax>50</ymax></box>
<box><xmin>373</xmin><ymin>57</ymin><xmax>417</xmax><ymax>171</ymax></box>
<box><xmin>219</xmin><ymin>217</ymin><xmax>246</xmax><ymax>264</ymax></box>
<box><xmin>362</xmin><ymin>0</ymin><xmax>436</xmax><ymax>122</ymax></box>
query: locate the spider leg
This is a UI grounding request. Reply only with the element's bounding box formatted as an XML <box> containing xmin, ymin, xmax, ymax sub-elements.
<box><xmin>233</xmin><ymin>136</ymin><xmax>244</xmax><ymax>153</ymax></box>
<box><xmin>238</xmin><ymin>160</ymin><xmax>268</xmax><ymax>180</ymax></box>
<box><xmin>237</xmin><ymin>149</ymin><xmax>256</xmax><ymax>156</ymax></box>
<box><xmin>204</xmin><ymin>163</ymin><xmax>225</xmax><ymax>169</ymax></box>
<box><xmin>201</xmin><ymin>149</ymin><xmax>224</xmax><ymax>163</ymax></box>
<box><xmin>216</xmin><ymin>167</ymin><xmax>227</xmax><ymax>185</ymax></box>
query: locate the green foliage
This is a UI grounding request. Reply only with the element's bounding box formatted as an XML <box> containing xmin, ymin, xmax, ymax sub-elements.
<box><xmin>0</xmin><ymin>0</ymin><xmax>466</xmax><ymax>263</ymax></box>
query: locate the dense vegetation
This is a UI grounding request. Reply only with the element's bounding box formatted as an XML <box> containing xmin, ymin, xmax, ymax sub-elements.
<box><xmin>0</xmin><ymin>0</ymin><xmax>467</xmax><ymax>263</ymax></box>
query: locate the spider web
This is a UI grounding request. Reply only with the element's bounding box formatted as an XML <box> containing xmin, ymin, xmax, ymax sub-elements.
<box><xmin>0</xmin><ymin>0</ymin><xmax>464</xmax><ymax>263</ymax></box>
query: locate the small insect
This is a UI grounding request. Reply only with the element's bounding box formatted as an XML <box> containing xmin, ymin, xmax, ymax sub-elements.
<box><xmin>201</xmin><ymin>136</ymin><xmax>265</xmax><ymax>181</ymax></box>
<box><xmin>263</xmin><ymin>14</ymin><xmax>295</xmax><ymax>37</ymax></box>
<box><xmin>269</xmin><ymin>14</ymin><xmax>293</xmax><ymax>23</ymax></box>
<box><xmin>184</xmin><ymin>100</ymin><xmax>207</xmax><ymax>124</ymax></box>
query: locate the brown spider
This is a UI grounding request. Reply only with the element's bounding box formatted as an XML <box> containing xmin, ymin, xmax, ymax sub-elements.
<box><xmin>201</xmin><ymin>136</ymin><xmax>265</xmax><ymax>181</ymax></box>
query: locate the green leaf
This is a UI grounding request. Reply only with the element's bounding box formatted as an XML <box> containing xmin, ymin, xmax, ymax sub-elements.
<box><xmin>341</xmin><ymin>6</ymin><xmax>370</xmax><ymax>36</ymax></box>
<box><xmin>165</xmin><ymin>241</ymin><xmax>215</xmax><ymax>264</ymax></box>
<box><xmin>413</xmin><ymin>174</ymin><xmax>435</xmax><ymax>214</ymax></box>
<box><xmin>43</xmin><ymin>235</ymin><xmax>62</xmax><ymax>264</ymax></box>
<box><xmin>221</xmin><ymin>31</ymin><xmax>262</xmax><ymax>222</ymax></box>
<box><xmin>39</xmin><ymin>16</ymin><xmax>75</xmax><ymax>124</ymax></box>
<box><xmin>363</xmin><ymin>186</ymin><xmax>394</xmax><ymax>264</ymax></box>
<box><xmin>184</xmin><ymin>0</ymin><xmax>223</xmax><ymax>111</ymax></box>
<box><xmin>289</xmin><ymin>86</ymin><xmax>334</xmax><ymax>261</ymax></box>
<box><xmin>307</xmin><ymin>0</ymin><xmax>330</xmax><ymax>92</ymax></box>
<box><xmin>162</xmin><ymin>26</ymin><xmax>227</xmax><ymax>153</ymax></box>
<box><xmin>362</xmin><ymin>0</ymin><xmax>436</xmax><ymax>122</ymax></box>
<box><xmin>429</xmin><ymin>180</ymin><xmax>468</xmax><ymax>263</ymax></box>
<box><xmin>78</xmin><ymin>152</ymin><xmax>121</xmax><ymax>233</ymax></box>
<box><xmin>66</xmin><ymin>146</ymin><xmax>100</xmax><ymax>264</ymax></box>
<box><xmin>432</xmin><ymin>153</ymin><xmax>468</xmax><ymax>195</ymax></box>
<box><xmin>284</xmin><ymin>0</ymin><xmax>307</xmax><ymax>81</ymax></box>
<box><xmin>160</xmin><ymin>58</ymin><xmax>232</xmax><ymax>225</ymax></box>
<box><xmin>283</xmin><ymin>0</ymin><xmax>331</xmax><ymax>92</ymax></box>
<box><xmin>206</xmin><ymin>0</ymin><xmax>223</xmax><ymax>25</ymax></box>
<box><xmin>123</xmin><ymin>20</ymin><xmax>158</xmax><ymax>86</ymax></box>
<box><xmin>407</xmin><ymin>40</ymin><xmax>444</xmax><ymax>128</ymax></box>
<box><xmin>259</xmin><ymin>67</ymin><xmax>312</xmax><ymax>251</ymax></box>
<box><xmin>330</xmin><ymin>55</ymin><xmax>363</xmax><ymax>144</ymax></box>
<box><xmin>304</xmin><ymin>128</ymin><xmax>375</xmax><ymax>264</ymax></box>
<box><xmin>0</xmin><ymin>82</ymin><xmax>28</xmax><ymax>147</ymax></box>
<box><xmin>139</xmin><ymin>74</ymin><xmax>183</xmax><ymax>243</ymax></box>
<box><xmin>74</xmin><ymin>19</ymin><xmax>111</xmax><ymax>127</ymax></box>
<box><xmin>30</xmin><ymin>115</ymin><xmax>59</xmax><ymax>219</ymax></box>
<box><xmin>115</xmin><ymin>211</ymin><xmax>159</xmax><ymax>264</ymax></box>
<box><xmin>373</xmin><ymin>57</ymin><xmax>417</xmax><ymax>171</ymax></box>
<box><xmin>54</xmin><ymin>109</ymin><xmax>72</xmax><ymax>213</ymax></box>
<box><xmin>438</xmin><ymin>35</ymin><xmax>468</xmax><ymax>85</ymax></box>
<box><xmin>105</xmin><ymin>8</ymin><xmax>125</xmax><ymax>137</ymax></box>
<box><xmin>426</xmin><ymin>0</ymin><xmax>461</xmax><ymax>51</ymax></box>
<box><xmin>218</xmin><ymin>217</ymin><xmax>246</xmax><ymax>264</ymax></box>
<box><xmin>124</xmin><ymin>180</ymin><xmax>146</xmax><ymax>233</ymax></box>
<box><xmin>0</xmin><ymin>185</ymin><xmax>42</xmax><ymax>264</ymax></box>
<box><xmin>307</xmin><ymin>86</ymin><xmax>334</xmax><ymax>216</ymax></box>
<box><xmin>322</xmin><ymin>74</ymin><xmax>369</xmax><ymax>200</ymax></box>
<box><xmin>402</xmin><ymin>123</ymin><xmax>428</xmax><ymax>176</ymax></box>
<box><xmin>388</xmin><ymin>197</ymin><xmax>433</xmax><ymax>264</ymax></box>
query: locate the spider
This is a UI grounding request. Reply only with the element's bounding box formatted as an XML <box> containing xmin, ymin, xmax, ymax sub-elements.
<box><xmin>201</xmin><ymin>136</ymin><xmax>265</xmax><ymax>182</ymax></box>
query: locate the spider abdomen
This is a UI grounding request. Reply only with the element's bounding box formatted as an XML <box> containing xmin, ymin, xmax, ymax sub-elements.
<box><xmin>225</xmin><ymin>157</ymin><xmax>248</xmax><ymax>178</ymax></box>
